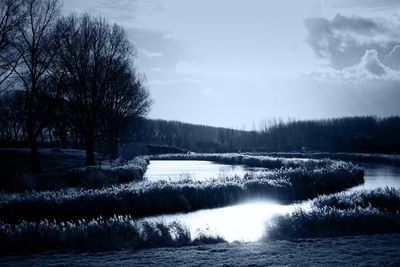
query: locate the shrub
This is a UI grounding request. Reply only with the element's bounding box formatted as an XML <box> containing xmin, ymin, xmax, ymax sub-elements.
<box><xmin>1</xmin><ymin>156</ymin><xmax>150</xmax><ymax>192</ymax></box>
<box><xmin>8</xmin><ymin>173</ymin><xmax>36</xmax><ymax>192</ymax></box>
<box><xmin>253</xmin><ymin>152</ymin><xmax>400</xmax><ymax>166</ymax></box>
<box><xmin>0</xmin><ymin>216</ymin><xmax>225</xmax><ymax>253</ymax></box>
<box><xmin>312</xmin><ymin>187</ymin><xmax>400</xmax><ymax>212</ymax></box>
<box><xmin>267</xmin><ymin>188</ymin><xmax>400</xmax><ymax>239</ymax></box>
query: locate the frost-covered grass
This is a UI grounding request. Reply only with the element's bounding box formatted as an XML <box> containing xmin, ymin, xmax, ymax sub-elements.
<box><xmin>150</xmin><ymin>153</ymin><xmax>336</xmax><ymax>169</ymax></box>
<box><xmin>267</xmin><ymin>187</ymin><xmax>400</xmax><ymax>239</ymax></box>
<box><xmin>3</xmin><ymin>234</ymin><xmax>400</xmax><ymax>266</ymax></box>
<box><xmin>0</xmin><ymin>161</ymin><xmax>363</xmax><ymax>223</ymax></box>
<box><xmin>312</xmin><ymin>187</ymin><xmax>400</xmax><ymax>212</ymax></box>
<box><xmin>257</xmin><ymin>152</ymin><xmax>400</xmax><ymax>165</ymax></box>
<box><xmin>1</xmin><ymin>156</ymin><xmax>150</xmax><ymax>192</ymax></box>
<box><xmin>0</xmin><ymin>216</ymin><xmax>225</xmax><ymax>253</ymax></box>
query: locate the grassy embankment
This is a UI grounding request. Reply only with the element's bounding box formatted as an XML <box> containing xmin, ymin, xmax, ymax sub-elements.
<box><xmin>0</xmin><ymin>148</ymin><xmax>149</xmax><ymax>191</ymax></box>
<box><xmin>268</xmin><ymin>187</ymin><xmax>400</xmax><ymax>239</ymax></box>
<box><xmin>0</xmin><ymin>217</ymin><xmax>224</xmax><ymax>253</ymax></box>
<box><xmin>257</xmin><ymin>152</ymin><xmax>400</xmax><ymax>165</ymax></box>
<box><xmin>0</xmin><ymin>157</ymin><xmax>363</xmax><ymax>223</ymax></box>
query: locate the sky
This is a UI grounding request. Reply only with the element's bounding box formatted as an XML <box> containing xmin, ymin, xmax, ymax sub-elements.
<box><xmin>63</xmin><ymin>0</ymin><xmax>400</xmax><ymax>129</ymax></box>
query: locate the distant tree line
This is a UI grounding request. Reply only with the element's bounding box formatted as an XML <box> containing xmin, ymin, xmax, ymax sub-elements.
<box><xmin>258</xmin><ymin>116</ymin><xmax>400</xmax><ymax>153</ymax></box>
<box><xmin>121</xmin><ymin>116</ymin><xmax>400</xmax><ymax>154</ymax></box>
<box><xmin>2</xmin><ymin>87</ymin><xmax>400</xmax><ymax>158</ymax></box>
<box><xmin>124</xmin><ymin>119</ymin><xmax>258</xmax><ymax>153</ymax></box>
<box><xmin>0</xmin><ymin>0</ymin><xmax>151</xmax><ymax>171</ymax></box>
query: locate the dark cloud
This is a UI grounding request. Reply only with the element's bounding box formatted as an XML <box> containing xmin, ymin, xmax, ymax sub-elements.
<box><xmin>325</xmin><ymin>0</ymin><xmax>400</xmax><ymax>9</ymax></box>
<box><xmin>305</xmin><ymin>14</ymin><xmax>399</xmax><ymax>69</ymax></box>
<box><xmin>330</xmin><ymin>14</ymin><xmax>381</xmax><ymax>34</ymax></box>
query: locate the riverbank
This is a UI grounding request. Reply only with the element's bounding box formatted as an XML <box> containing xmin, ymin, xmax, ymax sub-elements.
<box><xmin>0</xmin><ymin>159</ymin><xmax>362</xmax><ymax>223</ymax></box>
<box><xmin>259</xmin><ymin>152</ymin><xmax>400</xmax><ymax>166</ymax></box>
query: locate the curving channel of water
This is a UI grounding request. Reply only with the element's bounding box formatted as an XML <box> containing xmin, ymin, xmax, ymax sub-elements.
<box><xmin>143</xmin><ymin>160</ymin><xmax>400</xmax><ymax>242</ymax></box>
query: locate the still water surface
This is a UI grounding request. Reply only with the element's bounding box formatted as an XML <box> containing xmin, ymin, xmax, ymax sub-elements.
<box><xmin>144</xmin><ymin>160</ymin><xmax>250</xmax><ymax>181</ymax></box>
<box><xmin>144</xmin><ymin>160</ymin><xmax>400</xmax><ymax>242</ymax></box>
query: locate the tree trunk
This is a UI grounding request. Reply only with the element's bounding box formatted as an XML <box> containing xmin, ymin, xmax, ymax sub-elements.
<box><xmin>58</xmin><ymin>126</ymin><xmax>68</xmax><ymax>149</ymax></box>
<box><xmin>109</xmin><ymin>137</ymin><xmax>119</xmax><ymax>160</ymax></box>
<box><xmin>73</xmin><ymin>127</ymin><xmax>78</xmax><ymax>148</ymax></box>
<box><xmin>61</xmin><ymin>132</ymin><xmax>67</xmax><ymax>149</ymax></box>
<box><xmin>85</xmin><ymin>134</ymin><xmax>95</xmax><ymax>165</ymax></box>
<box><xmin>27</xmin><ymin>101</ymin><xmax>41</xmax><ymax>173</ymax></box>
<box><xmin>48</xmin><ymin>128</ymin><xmax>53</xmax><ymax>145</ymax></box>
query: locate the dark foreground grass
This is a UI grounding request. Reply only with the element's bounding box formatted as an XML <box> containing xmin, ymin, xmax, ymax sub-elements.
<box><xmin>0</xmin><ymin>216</ymin><xmax>225</xmax><ymax>253</ymax></box>
<box><xmin>0</xmin><ymin>161</ymin><xmax>363</xmax><ymax>224</ymax></box>
<box><xmin>267</xmin><ymin>187</ymin><xmax>400</xmax><ymax>239</ymax></box>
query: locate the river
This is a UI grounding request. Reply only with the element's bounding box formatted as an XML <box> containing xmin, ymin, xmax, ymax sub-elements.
<box><xmin>2</xmin><ymin>160</ymin><xmax>400</xmax><ymax>266</ymax></box>
<box><xmin>142</xmin><ymin>160</ymin><xmax>400</xmax><ymax>242</ymax></box>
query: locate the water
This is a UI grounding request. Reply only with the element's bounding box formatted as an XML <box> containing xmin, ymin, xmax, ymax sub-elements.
<box><xmin>2</xmin><ymin>161</ymin><xmax>400</xmax><ymax>266</ymax></box>
<box><xmin>347</xmin><ymin>162</ymin><xmax>400</xmax><ymax>192</ymax></box>
<box><xmin>142</xmin><ymin>160</ymin><xmax>400</xmax><ymax>243</ymax></box>
<box><xmin>142</xmin><ymin>160</ymin><xmax>298</xmax><ymax>242</ymax></box>
<box><xmin>144</xmin><ymin>160</ymin><xmax>251</xmax><ymax>181</ymax></box>
<box><xmin>143</xmin><ymin>200</ymin><xmax>302</xmax><ymax>242</ymax></box>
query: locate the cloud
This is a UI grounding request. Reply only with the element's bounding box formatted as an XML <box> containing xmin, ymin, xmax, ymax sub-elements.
<box><xmin>384</xmin><ymin>45</ymin><xmax>400</xmax><ymax>70</ymax></box>
<box><xmin>305</xmin><ymin>14</ymin><xmax>399</xmax><ymax>69</ymax></box>
<box><xmin>329</xmin><ymin>14</ymin><xmax>381</xmax><ymax>34</ymax></box>
<box><xmin>325</xmin><ymin>0</ymin><xmax>400</xmax><ymax>9</ymax></box>
<box><xmin>148</xmin><ymin>78</ymin><xmax>203</xmax><ymax>86</ymax></box>
<box><xmin>125</xmin><ymin>27</ymin><xmax>190</xmax><ymax>81</ymax></box>
<box><xmin>305</xmin><ymin>13</ymin><xmax>400</xmax><ymax>85</ymax></box>
<box><xmin>311</xmin><ymin>49</ymin><xmax>400</xmax><ymax>82</ymax></box>
<box><xmin>139</xmin><ymin>48</ymin><xmax>163</xmax><ymax>58</ymax></box>
<box><xmin>175</xmin><ymin>61</ymin><xmax>197</xmax><ymax>75</ymax></box>
<box><xmin>359</xmin><ymin>50</ymin><xmax>386</xmax><ymax>76</ymax></box>
<box><xmin>200</xmin><ymin>87</ymin><xmax>215</xmax><ymax>97</ymax></box>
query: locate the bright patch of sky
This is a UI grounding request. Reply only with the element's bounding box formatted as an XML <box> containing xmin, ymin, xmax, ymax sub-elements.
<box><xmin>63</xmin><ymin>0</ymin><xmax>400</xmax><ymax>128</ymax></box>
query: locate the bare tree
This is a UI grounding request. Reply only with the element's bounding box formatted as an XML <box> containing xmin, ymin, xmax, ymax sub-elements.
<box><xmin>55</xmin><ymin>14</ymin><xmax>140</xmax><ymax>165</ymax></box>
<box><xmin>0</xmin><ymin>0</ymin><xmax>25</xmax><ymax>92</ymax></box>
<box><xmin>0</xmin><ymin>90</ymin><xmax>26</xmax><ymax>143</ymax></box>
<box><xmin>101</xmin><ymin>61</ymin><xmax>151</xmax><ymax>158</ymax></box>
<box><xmin>5</xmin><ymin>0</ymin><xmax>61</xmax><ymax>172</ymax></box>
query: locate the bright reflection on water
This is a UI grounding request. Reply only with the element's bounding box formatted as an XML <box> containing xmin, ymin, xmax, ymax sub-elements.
<box><xmin>144</xmin><ymin>200</ymin><xmax>303</xmax><ymax>242</ymax></box>
<box><xmin>143</xmin><ymin>160</ymin><xmax>400</xmax><ymax>243</ymax></box>
<box><xmin>143</xmin><ymin>160</ymin><xmax>293</xmax><ymax>242</ymax></box>
<box><xmin>144</xmin><ymin>160</ymin><xmax>251</xmax><ymax>182</ymax></box>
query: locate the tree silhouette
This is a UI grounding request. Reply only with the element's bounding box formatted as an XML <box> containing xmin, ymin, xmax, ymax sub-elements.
<box><xmin>4</xmin><ymin>0</ymin><xmax>61</xmax><ymax>172</ymax></box>
<box><xmin>54</xmin><ymin>14</ymin><xmax>149</xmax><ymax>165</ymax></box>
